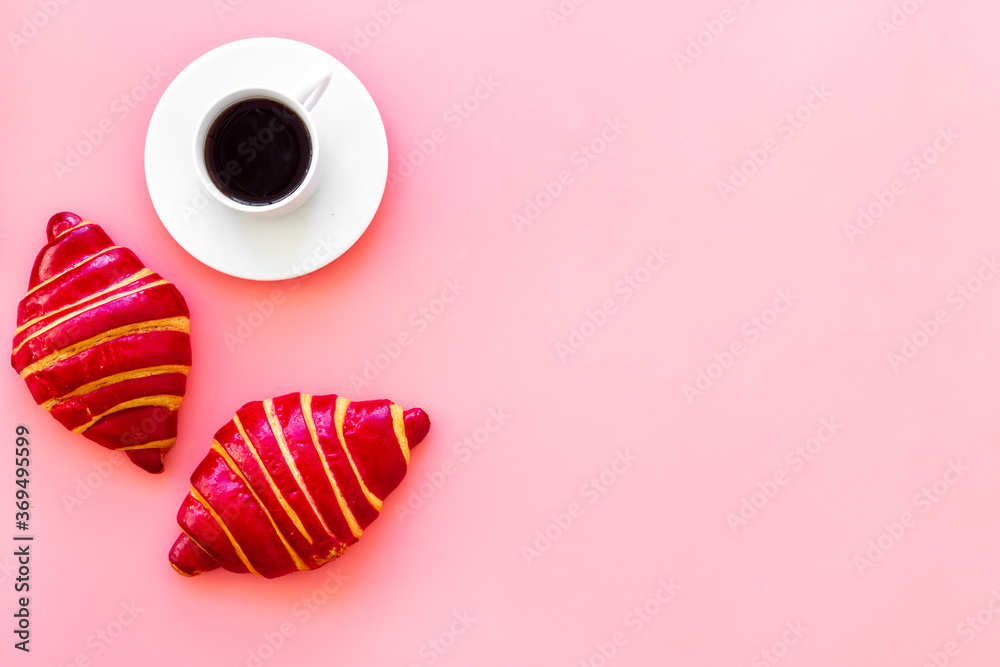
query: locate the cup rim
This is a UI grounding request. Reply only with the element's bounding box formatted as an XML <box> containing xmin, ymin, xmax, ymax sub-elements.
<box><xmin>193</xmin><ymin>87</ymin><xmax>322</xmax><ymax>216</ymax></box>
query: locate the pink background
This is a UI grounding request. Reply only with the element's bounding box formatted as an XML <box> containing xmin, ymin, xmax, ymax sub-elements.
<box><xmin>3</xmin><ymin>1</ymin><xmax>1000</xmax><ymax>665</ymax></box>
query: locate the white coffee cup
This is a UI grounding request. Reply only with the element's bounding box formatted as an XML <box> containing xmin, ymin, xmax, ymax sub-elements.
<box><xmin>193</xmin><ymin>65</ymin><xmax>332</xmax><ymax>218</ymax></box>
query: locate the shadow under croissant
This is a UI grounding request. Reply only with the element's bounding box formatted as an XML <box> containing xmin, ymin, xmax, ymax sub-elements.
<box><xmin>169</xmin><ymin>395</ymin><xmax>431</xmax><ymax>579</ymax></box>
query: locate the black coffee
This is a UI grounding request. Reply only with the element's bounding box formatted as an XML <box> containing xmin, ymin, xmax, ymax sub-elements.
<box><xmin>204</xmin><ymin>97</ymin><xmax>311</xmax><ymax>206</ymax></box>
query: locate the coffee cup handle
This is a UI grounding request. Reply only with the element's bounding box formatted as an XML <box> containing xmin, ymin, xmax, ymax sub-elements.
<box><xmin>292</xmin><ymin>64</ymin><xmax>333</xmax><ymax>112</ymax></box>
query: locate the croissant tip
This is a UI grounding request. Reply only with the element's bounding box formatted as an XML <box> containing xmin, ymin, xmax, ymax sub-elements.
<box><xmin>130</xmin><ymin>458</ymin><xmax>166</xmax><ymax>474</ymax></box>
<box><xmin>125</xmin><ymin>448</ymin><xmax>168</xmax><ymax>474</ymax></box>
<box><xmin>46</xmin><ymin>211</ymin><xmax>84</xmax><ymax>241</ymax></box>
<box><xmin>170</xmin><ymin>562</ymin><xmax>201</xmax><ymax>577</ymax></box>
<box><xmin>169</xmin><ymin>533</ymin><xmax>220</xmax><ymax>577</ymax></box>
<box><xmin>403</xmin><ymin>407</ymin><xmax>430</xmax><ymax>447</ymax></box>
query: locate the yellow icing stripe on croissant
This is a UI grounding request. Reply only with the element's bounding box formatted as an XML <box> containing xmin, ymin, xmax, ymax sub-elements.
<box><xmin>71</xmin><ymin>394</ymin><xmax>183</xmax><ymax>434</ymax></box>
<box><xmin>233</xmin><ymin>414</ymin><xmax>315</xmax><ymax>545</ymax></box>
<box><xmin>52</xmin><ymin>220</ymin><xmax>92</xmax><ymax>240</ymax></box>
<box><xmin>170</xmin><ymin>562</ymin><xmax>197</xmax><ymax>577</ymax></box>
<box><xmin>189</xmin><ymin>486</ymin><xmax>261</xmax><ymax>576</ymax></box>
<box><xmin>334</xmin><ymin>396</ymin><xmax>383</xmax><ymax>512</ymax></box>
<box><xmin>23</xmin><ymin>243</ymin><xmax>122</xmax><ymax>298</ymax></box>
<box><xmin>211</xmin><ymin>440</ymin><xmax>310</xmax><ymax>572</ymax></box>
<box><xmin>40</xmin><ymin>364</ymin><xmax>190</xmax><ymax>410</ymax></box>
<box><xmin>389</xmin><ymin>402</ymin><xmax>410</xmax><ymax>465</ymax></box>
<box><xmin>120</xmin><ymin>437</ymin><xmax>175</xmax><ymax>451</ymax></box>
<box><xmin>18</xmin><ymin>317</ymin><xmax>190</xmax><ymax>379</ymax></box>
<box><xmin>302</xmin><ymin>394</ymin><xmax>363</xmax><ymax>540</ymax></box>
<box><xmin>13</xmin><ymin>279</ymin><xmax>172</xmax><ymax>354</ymax></box>
<box><xmin>15</xmin><ymin>268</ymin><xmax>155</xmax><ymax>334</ymax></box>
<box><xmin>315</xmin><ymin>542</ymin><xmax>347</xmax><ymax>568</ymax></box>
<box><xmin>263</xmin><ymin>399</ymin><xmax>336</xmax><ymax>539</ymax></box>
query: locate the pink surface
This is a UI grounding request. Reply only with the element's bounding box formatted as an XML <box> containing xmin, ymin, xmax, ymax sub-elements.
<box><xmin>2</xmin><ymin>1</ymin><xmax>1000</xmax><ymax>665</ymax></box>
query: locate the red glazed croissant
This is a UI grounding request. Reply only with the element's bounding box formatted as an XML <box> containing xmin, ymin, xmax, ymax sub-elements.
<box><xmin>169</xmin><ymin>392</ymin><xmax>430</xmax><ymax>578</ymax></box>
<box><xmin>10</xmin><ymin>212</ymin><xmax>191</xmax><ymax>474</ymax></box>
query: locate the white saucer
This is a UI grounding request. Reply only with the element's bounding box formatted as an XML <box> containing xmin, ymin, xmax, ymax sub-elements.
<box><xmin>144</xmin><ymin>38</ymin><xmax>388</xmax><ymax>281</ymax></box>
